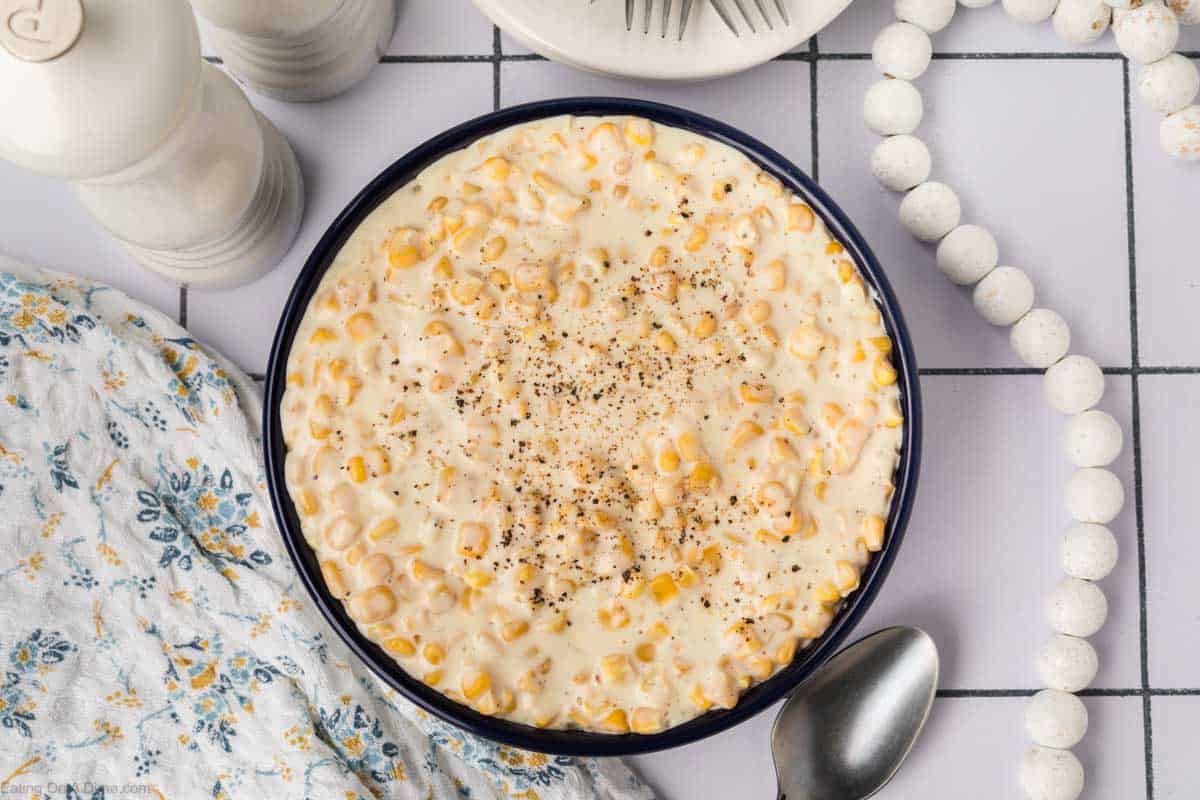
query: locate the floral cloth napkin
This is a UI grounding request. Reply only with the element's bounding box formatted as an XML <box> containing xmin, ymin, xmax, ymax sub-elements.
<box><xmin>0</xmin><ymin>258</ymin><xmax>656</xmax><ymax>800</ymax></box>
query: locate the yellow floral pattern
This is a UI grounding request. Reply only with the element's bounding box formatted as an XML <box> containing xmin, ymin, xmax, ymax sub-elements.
<box><xmin>0</xmin><ymin>262</ymin><xmax>652</xmax><ymax>800</ymax></box>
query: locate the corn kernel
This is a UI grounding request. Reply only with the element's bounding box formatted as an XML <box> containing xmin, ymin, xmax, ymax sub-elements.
<box><xmin>688</xmin><ymin>462</ymin><xmax>717</xmax><ymax>492</ymax></box>
<box><xmin>598</xmin><ymin>709</ymin><xmax>630</xmax><ymax>733</ymax></box>
<box><xmin>786</xmin><ymin>203</ymin><xmax>815</xmax><ymax>232</ymax></box>
<box><xmin>464</xmin><ymin>568</ymin><xmax>493</xmax><ymax>589</ymax></box>
<box><xmin>729</xmin><ymin>419</ymin><xmax>764</xmax><ymax>448</ymax></box>
<box><xmin>873</xmin><ymin>357</ymin><xmax>898</xmax><ymax>386</ymax></box>
<box><xmin>368</xmin><ymin>518</ymin><xmax>399</xmax><ymax>542</ymax></box>
<box><xmin>649</xmin><ymin>572</ymin><xmax>678</xmax><ymax>604</ymax></box>
<box><xmin>461</xmin><ymin>669</ymin><xmax>491</xmax><ymax>701</ymax></box>
<box><xmin>684</xmin><ymin>226</ymin><xmax>709</xmax><ymax>253</ymax></box>
<box><xmin>835</xmin><ymin>560</ymin><xmax>861</xmax><ymax>594</ymax></box>
<box><xmin>631</xmin><ymin>707</ymin><xmax>665</xmax><ymax>734</ymax></box>
<box><xmin>600</xmin><ymin>654</ymin><xmax>631</xmax><ymax>685</ymax></box>
<box><xmin>502</xmin><ymin>620</ymin><xmax>530</xmax><ymax>642</ymax></box>
<box><xmin>297</xmin><ymin>489</ymin><xmax>319</xmax><ymax>516</ymax></box>
<box><xmin>654</xmin><ymin>331</ymin><xmax>678</xmax><ymax>354</ymax></box>
<box><xmin>861</xmin><ymin>514</ymin><xmax>886</xmax><ymax>551</ymax></box>
<box><xmin>694</xmin><ymin>312</ymin><xmax>717</xmax><ymax>339</ymax></box>
<box><xmin>657</xmin><ymin>447</ymin><xmax>681</xmax><ymax>474</ymax></box>
<box><xmin>346</xmin><ymin>456</ymin><xmax>367</xmax><ymax>483</ymax></box>
<box><xmin>309</xmin><ymin>327</ymin><xmax>337</xmax><ymax>344</ymax></box>
<box><xmin>739</xmin><ymin>382</ymin><xmax>774</xmax><ymax>404</ymax></box>
<box><xmin>384</xmin><ymin>637</ymin><xmax>416</xmax><ymax>657</ymax></box>
<box><xmin>813</xmin><ymin>581</ymin><xmax>842</xmax><ymax>607</ymax></box>
<box><xmin>635</xmin><ymin>643</ymin><xmax>656</xmax><ymax>663</ymax></box>
<box><xmin>689</xmin><ymin>685</ymin><xmax>712</xmax><ymax>711</ymax></box>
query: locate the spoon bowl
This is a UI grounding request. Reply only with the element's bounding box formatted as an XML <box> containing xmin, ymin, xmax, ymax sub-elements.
<box><xmin>771</xmin><ymin>627</ymin><xmax>939</xmax><ymax>800</ymax></box>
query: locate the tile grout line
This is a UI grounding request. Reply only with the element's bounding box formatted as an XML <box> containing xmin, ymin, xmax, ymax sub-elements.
<box><xmin>810</xmin><ymin>35</ymin><xmax>820</xmax><ymax>182</ymax></box>
<box><xmin>1122</xmin><ymin>56</ymin><xmax>1155</xmax><ymax>800</ymax></box>
<box><xmin>359</xmin><ymin>50</ymin><xmax>1200</xmax><ymax>66</ymax></box>
<box><xmin>492</xmin><ymin>26</ymin><xmax>502</xmax><ymax>111</ymax></box>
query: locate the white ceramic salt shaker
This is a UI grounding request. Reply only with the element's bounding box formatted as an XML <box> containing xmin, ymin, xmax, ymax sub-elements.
<box><xmin>0</xmin><ymin>0</ymin><xmax>303</xmax><ymax>288</ymax></box>
<box><xmin>192</xmin><ymin>0</ymin><xmax>397</xmax><ymax>103</ymax></box>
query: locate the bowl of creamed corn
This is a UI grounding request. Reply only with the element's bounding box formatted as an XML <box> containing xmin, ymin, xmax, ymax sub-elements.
<box><xmin>264</xmin><ymin>97</ymin><xmax>922</xmax><ymax>755</ymax></box>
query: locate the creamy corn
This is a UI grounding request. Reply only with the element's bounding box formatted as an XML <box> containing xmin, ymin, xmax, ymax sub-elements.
<box><xmin>281</xmin><ymin>115</ymin><xmax>904</xmax><ymax>734</ymax></box>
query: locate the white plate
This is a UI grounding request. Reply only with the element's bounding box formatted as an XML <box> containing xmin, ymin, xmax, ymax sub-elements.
<box><xmin>472</xmin><ymin>0</ymin><xmax>853</xmax><ymax>82</ymax></box>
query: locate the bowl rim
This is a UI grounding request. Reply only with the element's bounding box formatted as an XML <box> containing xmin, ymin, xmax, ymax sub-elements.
<box><xmin>263</xmin><ymin>96</ymin><xmax>922</xmax><ymax>757</ymax></box>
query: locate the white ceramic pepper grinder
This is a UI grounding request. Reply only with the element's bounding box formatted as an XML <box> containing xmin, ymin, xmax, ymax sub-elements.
<box><xmin>0</xmin><ymin>0</ymin><xmax>303</xmax><ymax>289</ymax></box>
<box><xmin>191</xmin><ymin>0</ymin><xmax>398</xmax><ymax>102</ymax></box>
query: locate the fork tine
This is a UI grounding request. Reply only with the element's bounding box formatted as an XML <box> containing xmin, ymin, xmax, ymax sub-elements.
<box><xmin>662</xmin><ymin>0</ymin><xmax>672</xmax><ymax>36</ymax></box>
<box><xmin>626</xmin><ymin>0</ymin><xmax>634</xmax><ymax>30</ymax></box>
<box><xmin>709</xmin><ymin>0</ymin><xmax>740</xmax><ymax>35</ymax></box>
<box><xmin>644</xmin><ymin>0</ymin><xmax>653</xmax><ymax>32</ymax></box>
<box><xmin>678</xmin><ymin>0</ymin><xmax>693</xmax><ymax>38</ymax></box>
<box><xmin>752</xmin><ymin>0</ymin><xmax>774</xmax><ymax>29</ymax></box>
<box><xmin>774</xmin><ymin>0</ymin><xmax>790</xmax><ymax>24</ymax></box>
<box><xmin>730</xmin><ymin>0</ymin><xmax>757</xmax><ymax>31</ymax></box>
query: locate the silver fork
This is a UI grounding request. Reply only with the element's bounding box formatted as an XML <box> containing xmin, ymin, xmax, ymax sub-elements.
<box><xmin>592</xmin><ymin>0</ymin><xmax>696</xmax><ymax>39</ymax></box>
<box><xmin>599</xmin><ymin>0</ymin><xmax>789</xmax><ymax>38</ymax></box>
<box><xmin>711</xmin><ymin>0</ymin><xmax>791</xmax><ymax>35</ymax></box>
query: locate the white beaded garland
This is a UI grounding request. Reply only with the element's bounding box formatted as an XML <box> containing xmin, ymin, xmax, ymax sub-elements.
<box><xmin>897</xmin><ymin>0</ymin><xmax>959</xmax><ymax>32</ymax></box>
<box><xmin>1052</xmin><ymin>0</ymin><xmax>1112</xmax><ymax>42</ymax></box>
<box><xmin>1167</xmin><ymin>0</ymin><xmax>1200</xmax><ymax>24</ymax></box>
<box><xmin>1045</xmin><ymin>577</ymin><xmax>1108</xmax><ymax>637</ymax></box>
<box><xmin>864</xmin><ymin>78</ymin><xmax>925</xmax><ymax>135</ymax></box>
<box><xmin>857</xmin><ymin>3</ymin><xmax>1149</xmax><ymax>790</ymax></box>
<box><xmin>1112</xmin><ymin>0</ymin><xmax>1180</xmax><ymax>62</ymax></box>
<box><xmin>1137</xmin><ymin>53</ymin><xmax>1200</xmax><ymax>114</ymax></box>
<box><xmin>1161</xmin><ymin>105</ymin><xmax>1200</xmax><ymax>161</ymax></box>
<box><xmin>899</xmin><ymin>181</ymin><xmax>962</xmax><ymax>241</ymax></box>
<box><xmin>1063</xmin><ymin>409</ymin><xmax>1124</xmax><ymax>467</ymax></box>
<box><xmin>871</xmin><ymin>135</ymin><xmax>933</xmax><ymax>191</ymax></box>
<box><xmin>1065</xmin><ymin>467</ymin><xmax>1125</xmax><ymax>523</ymax></box>
<box><xmin>1005</xmin><ymin>0</ymin><xmax>1061</xmax><ymax>24</ymax></box>
<box><xmin>936</xmin><ymin>224</ymin><xmax>999</xmax><ymax>285</ymax></box>
<box><xmin>1037</xmin><ymin>634</ymin><xmax>1099</xmax><ymax>692</ymax></box>
<box><xmin>1019</xmin><ymin>746</ymin><xmax>1085</xmax><ymax>800</ymax></box>
<box><xmin>1044</xmin><ymin>355</ymin><xmax>1105</xmax><ymax>414</ymax></box>
<box><xmin>873</xmin><ymin>22</ymin><xmax>934</xmax><ymax>80</ymax></box>
<box><xmin>973</xmin><ymin>266</ymin><xmax>1035</xmax><ymax>326</ymax></box>
<box><xmin>1011</xmin><ymin>308</ymin><xmax>1071</xmax><ymax>368</ymax></box>
<box><xmin>1061</xmin><ymin>523</ymin><xmax>1119</xmax><ymax>580</ymax></box>
<box><xmin>1025</xmin><ymin>689</ymin><xmax>1089</xmax><ymax>749</ymax></box>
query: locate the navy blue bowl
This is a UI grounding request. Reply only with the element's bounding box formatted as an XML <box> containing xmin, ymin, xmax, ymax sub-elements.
<box><xmin>264</xmin><ymin>97</ymin><xmax>921</xmax><ymax>757</ymax></box>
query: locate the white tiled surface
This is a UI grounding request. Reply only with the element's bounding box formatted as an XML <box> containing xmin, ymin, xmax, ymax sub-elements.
<box><xmin>3</xmin><ymin>0</ymin><xmax>1198</xmax><ymax>796</ymax></box>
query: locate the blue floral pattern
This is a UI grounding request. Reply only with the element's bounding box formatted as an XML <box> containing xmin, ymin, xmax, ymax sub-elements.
<box><xmin>0</xmin><ymin>263</ymin><xmax>653</xmax><ymax>800</ymax></box>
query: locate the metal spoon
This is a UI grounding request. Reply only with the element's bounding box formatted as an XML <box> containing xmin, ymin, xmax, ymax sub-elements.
<box><xmin>771</xmin><ymin>627</ymin><xmax>939</xmax><ymax>800</ymax></box>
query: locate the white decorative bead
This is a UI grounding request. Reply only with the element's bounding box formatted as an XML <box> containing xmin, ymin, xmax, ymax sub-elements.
<box><xmin>1044</xmin><ymin>355</ymin><xmax>1105</xmax><ymax>414</ymax></box>
<box><xmin>1064</xmin><ymin>409</ymin><xmax>1124</xmax><ymax>467</ymax></box>
<box><xmin>1011</xmin><ymin>308</ymin><xmax>1071</xmax><ymax>368</ymax></box>
<box><xmin>1046</xmin><ymin>577</ymin><xmax>1108</xmax><ymax>638</ymax></box>
<box><xmin>936</xmin><ymin>224</ymin><xmax>999</xmax><ymax>285</ymax></box>
<box><xmin>1161</xmin><ymin>105</ymin><xmax>1200</xmax><ymax>161</ymax></box>
<box><xmin>1025</xmin><ymin>690</ymin><xmax>1089</xmax><ymax>749</ymax></box>
<box><xmin>864</xmin><ymin>79</ymin><xmax>925</xmax><ymax>135</ymax></box>
<box><xmin>873</xmin><ymin>22</ymin><xmax>933</xmax><ymax>80</ymax></box>
<box><xmin>1052</xmin><ymin>0</ymin><xmax>1112</xmax><ymax>42</ymax></box>
<box><xmin>1065</xmin><ymin>467</ymin><xmax>1125</xmax><ymax>524</ymax></box>
<box><xmin>1037</xmin><ymin>634</ymin><xmax>1099</xmax><ymax>692</ymax></box>
<box><xmin>897</xmin><ymin>0</ymin><xmax>958</xmax><ymax>32</ymax></box>
<box><xmin>973</xmin><ymin>266</ymin><xmax>1035</xmax><ymax>326</ymax></box>
<box><xmin>1020</xmin><ymin>746</ymin><xmax>1085</xmax><ymax>800</ymax></box>
<box><xmin>1168</xmin><ymin>0</ymin><xmax>1200</xmax><ymax>24</ymax></box>
<box><xmin>1061</xmin><ymin>523</ymin><xmax>1119</xmax><ymax>581</ymax></box>
<box><xmin>1004</xmin><ymin>0</ymin><xmax>1061</xmax><ymax>24</ymax></box>
<box><xmin>1137</xmin><ymin>54</ymin><xmax>1200</xmax><ymax>115</ymax></box>
<box><xmin>871</xmin><ymin>135</ymin><xmax>933</xmax><ymax>192</ymax></box>
<box><xmin>899</xmin><ymin>182</ymin><xmax>961</xmax><ymax>242</ymax></box>
<box><xmin>1112</xmin><ymin>0</ymin><xmax>1180</xmax><ymax>63</ymax></box>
